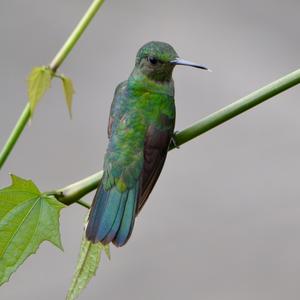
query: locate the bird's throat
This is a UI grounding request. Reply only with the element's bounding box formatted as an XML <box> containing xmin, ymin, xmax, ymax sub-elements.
<box><xmin>128</xmin><ymin>69</ymin><xmax>174</xmax><ymax>97</ymax></box>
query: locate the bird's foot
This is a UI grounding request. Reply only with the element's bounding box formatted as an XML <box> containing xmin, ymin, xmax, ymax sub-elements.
<box><xmin>170</xmin><ymin>131</ymin><xmax>180</xmax><ymax>149</ymax></box>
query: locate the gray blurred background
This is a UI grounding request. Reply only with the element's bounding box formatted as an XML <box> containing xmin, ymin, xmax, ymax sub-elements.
<box><xmin>1</xmin><ymin>1</ymin><xmax>300</xmax><ymax>299</ymax></box>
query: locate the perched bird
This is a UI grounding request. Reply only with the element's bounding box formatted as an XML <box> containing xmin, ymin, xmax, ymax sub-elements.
<box><xmin>86</xmin><ymin>41</ymin><xmax>209</xmax><ymax>247</ymax></box>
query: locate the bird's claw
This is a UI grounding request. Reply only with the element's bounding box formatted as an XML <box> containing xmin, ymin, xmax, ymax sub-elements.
<box><xmin>170</xmin><ymin>131</ymin><xmax>180</xmax><ymax>149</ymax></box>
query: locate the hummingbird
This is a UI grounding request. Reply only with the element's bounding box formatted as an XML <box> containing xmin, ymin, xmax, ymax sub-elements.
<box><xmin>86</xmin><ymin>41</ymin><xmax>210</xmax><ymax>247</ymax></box>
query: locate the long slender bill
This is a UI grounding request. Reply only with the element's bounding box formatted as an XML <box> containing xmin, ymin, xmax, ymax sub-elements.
<box><xmin>170</xmin><ymin>58</ymin><xmax>211</xmax><ymax>71</ymax></box>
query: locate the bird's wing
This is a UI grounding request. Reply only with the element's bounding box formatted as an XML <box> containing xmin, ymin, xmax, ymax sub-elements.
<box><xmin>136</xmin><ymin>114</ymin><xmax>174</xmax><ymax>214</ymax></box>
<box><xmin>107</xmin><ymin>80</ymin><xmax>128</xmax><ymax>138</ymax></box>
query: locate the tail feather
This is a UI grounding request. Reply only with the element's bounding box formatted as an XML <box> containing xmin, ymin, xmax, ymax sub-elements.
<box><xmin>86</xmin><ymin>181</ymin><xmax>139</xmax><ymax>246</ymax></box>
<box><xmin>101</xmin><ymin>191</ymin><xmax>127</xmax><ymax>244</ymax></box>
<box><xmin>86</xmin><ymin>186</ymin><xmax>109</xmax><ymax>242</ymax></box>
<box><xmin>95</xmin><ymin>187</ymin><xmax>123</xmax><ymax>241</ymax></box>
<box><xmin>113</xmin><ymin>184</ymin><xmax>138</xmax><ymax>247</ymax></box>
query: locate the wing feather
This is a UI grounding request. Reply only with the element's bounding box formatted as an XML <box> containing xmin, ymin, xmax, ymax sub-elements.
<box><xmin>136</xmin><ymin>118</ymin><xmax>174</xmax><ymax>214</ymax></box>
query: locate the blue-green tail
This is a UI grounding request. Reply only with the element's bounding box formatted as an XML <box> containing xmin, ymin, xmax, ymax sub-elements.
<box><xmin>86</xmin><ymin>182</ymin><xmax>138</xmax><ymax>247</ymax></box>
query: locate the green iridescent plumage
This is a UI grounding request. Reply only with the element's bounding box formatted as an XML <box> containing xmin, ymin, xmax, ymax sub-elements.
<box><xmin>104</xmin><ymin>77</ymin><xmax>175</xmax><ymax>191</ymax></box>
<box><xmin>86</xmin><ymin>41</ymin><xmax>209</xmax><ymax>247</ymax></box>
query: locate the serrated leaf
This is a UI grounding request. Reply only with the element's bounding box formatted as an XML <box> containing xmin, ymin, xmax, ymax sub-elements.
<box><xmin>27</xmin><ymin>66</ymin><xmax>53</xmax><ymax>114</ymax></box>
<box><xmin>61</xmin><ymin>75</ymin><xmax>75</xmax><ymax>118</ymax></box>
<box><xmin>0</xmin><ymin>174</ymin><xmax>65</xmax><ymax>285</ymax></box>
<box><xmin>66</xmin><ymin>223</ymin><xmax>110</xmax><ymax>300</ymax></box>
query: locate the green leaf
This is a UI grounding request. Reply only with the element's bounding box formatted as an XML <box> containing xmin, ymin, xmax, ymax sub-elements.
<box><xmin>27</xmin><ymin>66</ymin><xmax>53</xmax><ymax>114</ymax></box>
<box><xmin>66</xmin><ymin>222</ymin><xmax>110</xmax><ymax>300</ymax></box>
<box><xmin>0</xmin><ymin>174</ymin><xmax>65</xmax><ymax>285</ymax></box>
<box><xmin>61</xmin><ymin>75</ymin><xmax>75</xmax><ymax>118</ymax></box>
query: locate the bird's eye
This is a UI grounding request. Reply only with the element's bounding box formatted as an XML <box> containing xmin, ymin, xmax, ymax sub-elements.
<box><xmin>148</xmin><ymin>56</ymin><xmax>158</xmax><ymax>65</ymax></box>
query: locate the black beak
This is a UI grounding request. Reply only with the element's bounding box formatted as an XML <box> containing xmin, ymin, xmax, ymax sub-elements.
<box><xmin>170</xmin><ymin>58</ymin><xmax>211</xmax><ymax>71</ymax></box>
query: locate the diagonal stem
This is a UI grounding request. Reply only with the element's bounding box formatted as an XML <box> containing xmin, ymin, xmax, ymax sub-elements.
<box><xmin>53</xmin><ymin>69</ymin><xmax>300</xmax><ymax>207</ymax></box>
<box><xmin>0</xmin><ymin>0</ymin><xmax>105</xmax><ymax>170</ymax></box>
<box><xmin>0</xmin><ymin>104</ymin><xmax>31</xmax><ymax>168</ymax></box>
<box><xmin>50</xmin><ymin>172</ymin><xmax>103</xmax><ymax>206</ymax></box>
<box><xmin>49</xmin><ymin>0</ymin><xmax>105</xmax><ymax>72</ymax></box>
<box><xmin>172</xmin><ymin>68</ymin><xmax>300</xmax><ymax>148</ymax></box>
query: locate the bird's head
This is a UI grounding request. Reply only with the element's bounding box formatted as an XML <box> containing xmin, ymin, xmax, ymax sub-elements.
<box><xmin>134</xmin><ymin>41</ymin><xmax>210</xmax><ymax>82</ymax></box>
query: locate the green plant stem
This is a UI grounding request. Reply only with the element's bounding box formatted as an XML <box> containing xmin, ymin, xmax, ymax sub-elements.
<box><xmin>0</xmin><ymin>0</ymin><xmax>105</xmax><ymax>170</ymax></box>
<box><xmin>50</xmin><ymin>171</ymin><xmax>103</xmax><ymax>206</ymax></box>
<box><xmin>49</xmin><ymin>0</ymin><xmax>105</xmax><ymax>72</ymax></box>
<box><xmin>76</xmin><ymin>199</ymin><xmax>91</xmax><ymax>209</ymax></box>
<box><xmin>53</xmin><ymin>69</ymin><xmax>300</xmax><ymax>208</ymax></box>
<box><xmin>0</xmin><ymin>104</ymin><xmax>31</xmax><ymax>168</ymax></box>
<box><xmin>172</xmin><ymin>69</ymin><xmax>300</xmax><ymax>148</ymax></box>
